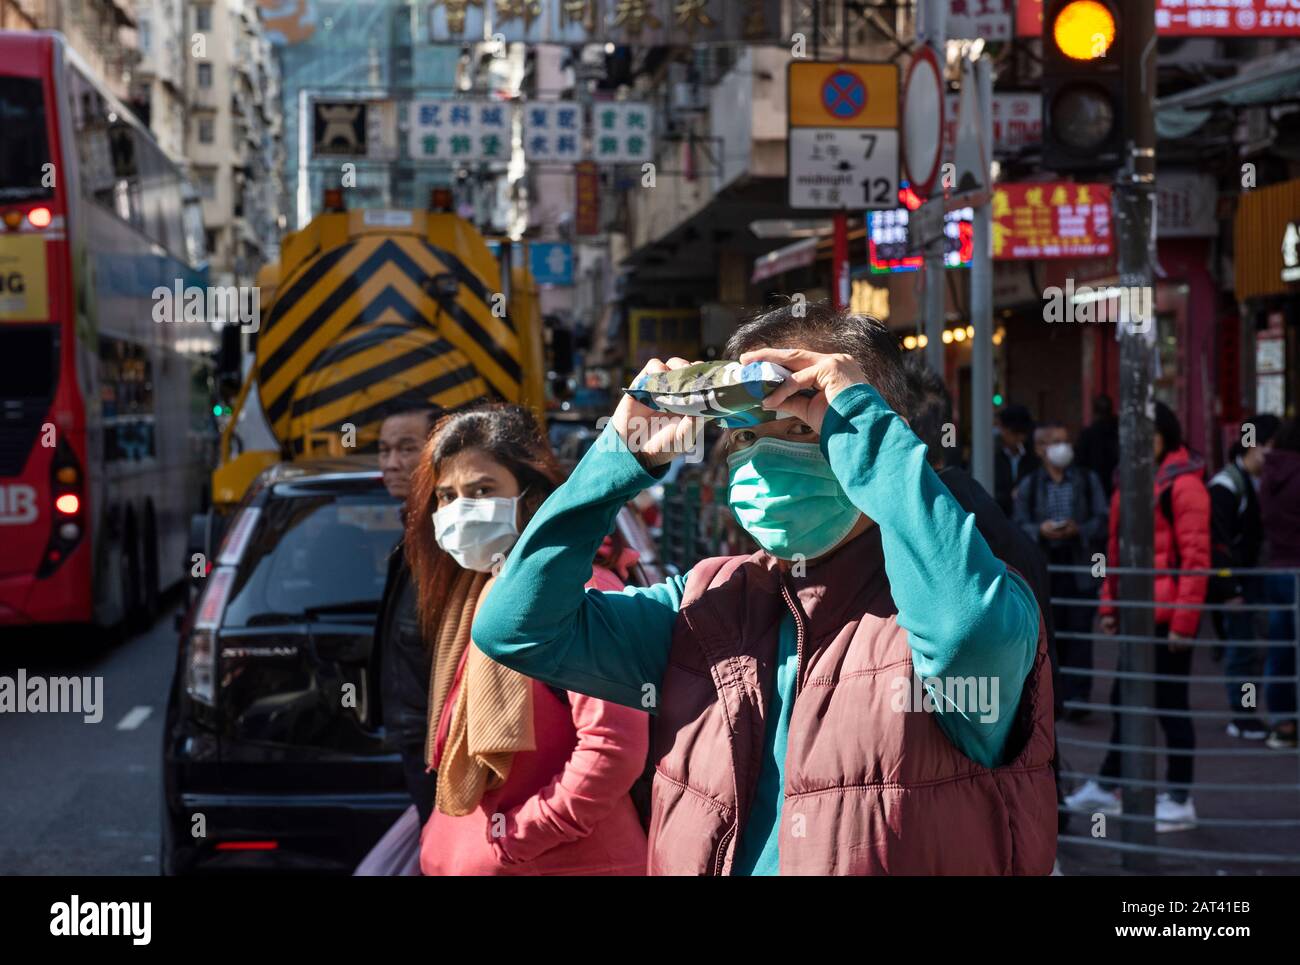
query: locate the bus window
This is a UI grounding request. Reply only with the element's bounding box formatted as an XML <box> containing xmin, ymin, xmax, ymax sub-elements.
<box><xmin>0</xmin><ymin>77</ymin><xmax>53</xmax><ymax>203</ymax></box>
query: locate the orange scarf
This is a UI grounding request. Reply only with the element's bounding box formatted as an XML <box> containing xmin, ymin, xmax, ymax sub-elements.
<box><xmin>425</xmin><ymin>568</ymin><xmax>535</xmax><ymax>816</ymax></box>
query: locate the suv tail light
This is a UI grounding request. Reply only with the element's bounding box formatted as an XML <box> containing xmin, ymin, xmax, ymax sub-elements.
<box><xmin>187</xmin><ymin>565</ymin><xmax>235</xmax><ymax>705</ymax></box>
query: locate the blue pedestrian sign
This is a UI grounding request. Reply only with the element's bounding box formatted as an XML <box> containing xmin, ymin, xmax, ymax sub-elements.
<box><xmin>528</xmin><ymin>242</ymin><xmax>574</xmax><ymax>286</ymax></box>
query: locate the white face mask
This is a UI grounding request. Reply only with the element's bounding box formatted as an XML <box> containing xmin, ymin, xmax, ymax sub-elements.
<box><xmin>1045</xmin><ymin>441</ymin><xmax>1074</xmax><ymax>469</ymax></box>
<box><xmin>432</xmin><ymin>495</ymin><xmax>522</xmax><ymax>573</ymax></box>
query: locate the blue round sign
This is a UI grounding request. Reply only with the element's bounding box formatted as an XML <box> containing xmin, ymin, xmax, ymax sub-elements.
<box><xmin>822</xmin><ymin>70</ymin><xmax>866</xmax><ymax>120</ymax></box>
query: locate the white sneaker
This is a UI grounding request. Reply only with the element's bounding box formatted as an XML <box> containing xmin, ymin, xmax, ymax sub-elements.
<box><xmin>1064</xmin><ymin>780</ymin><xmax>1122</xmax><ymax>814</ymax></box>
<box><xmin>1156</xmin><ymin>793</ymin><xmax>1197</xmax><ymax>833</ymax></box>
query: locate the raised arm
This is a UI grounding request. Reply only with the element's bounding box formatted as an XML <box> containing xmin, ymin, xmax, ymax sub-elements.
<box><xmin>471</xmin><ymin>423</ymin><xmax>687</xmax><ymax>710</ymax></box>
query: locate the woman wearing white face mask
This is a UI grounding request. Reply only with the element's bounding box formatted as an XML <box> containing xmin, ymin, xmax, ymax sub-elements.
<box><xmin>403</xmin><ymin>403</ymin><xmax>649</xmax><ymax>875</ymax></box>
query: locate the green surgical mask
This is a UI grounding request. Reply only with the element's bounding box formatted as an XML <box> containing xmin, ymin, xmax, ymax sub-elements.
<box><xmin>726</xmin><ymin>437</ymin><xmax>861</xmax><ymax>561</ymax></box>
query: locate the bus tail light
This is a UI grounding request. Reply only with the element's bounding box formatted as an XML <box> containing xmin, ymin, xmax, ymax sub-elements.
<box><xmin>38</xmin><ymin>438</ymin><xmax>85</xmax><ymax>578</ymax></box>
<box><xmin>187</xmin><ymin>565</ymin><xmax>235</xmax><ymax>706</ymax></box>
<box><xmin>27</xmin><ymin>206</ymin><xmax>52</xmax><ymax>228</ymax></box>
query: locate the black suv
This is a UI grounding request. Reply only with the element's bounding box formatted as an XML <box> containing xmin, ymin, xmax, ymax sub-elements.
<box><xmin>162</xmin><ymin>461</ymin><xmax>408</xmax><ymax>873</ymax></box>
<box><xmin>162</xmin><ymin>458</ymin><xmax>666</xmax><ymax>874</ymax></box>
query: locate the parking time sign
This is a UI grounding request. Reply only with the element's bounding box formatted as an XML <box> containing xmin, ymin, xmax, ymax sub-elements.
<box><xmin>787</xmin><ymin>62</ymin><xmax>899</xmax><ymax>211</ymax></box>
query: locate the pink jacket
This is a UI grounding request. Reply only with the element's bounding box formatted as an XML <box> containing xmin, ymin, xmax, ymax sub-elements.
<box><xmin>419</xmin><ymin>567</ymin><xmax>649</xmax><ymax>876</ymax></box>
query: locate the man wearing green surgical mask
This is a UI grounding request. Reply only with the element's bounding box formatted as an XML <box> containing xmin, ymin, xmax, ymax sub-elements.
<box><xmin>472</xmin><ymin>302</ymin><xmax>1056</xmax><ymax>875</ymax></box>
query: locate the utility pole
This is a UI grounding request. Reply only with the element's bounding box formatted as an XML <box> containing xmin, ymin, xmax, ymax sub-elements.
<box><xmin>917</xmin><ymin>0</ymin><xmax>946</xmax><ymax>375</ymax></box>
<box><xmin>1115</xmin><ymin>0</ymin><xmax>1158</xmax><ymax>871</ymax></box>
<box><xmin>969</xmin><ymin>54</ymin><xmax>993</xmax><ymax>492</ymax></box>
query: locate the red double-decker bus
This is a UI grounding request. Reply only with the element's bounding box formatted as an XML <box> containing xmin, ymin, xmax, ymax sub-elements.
<box><xmin>0</xmin><ymin>31</ymin><xmax>216</xmax><ymax>629</ymax></box>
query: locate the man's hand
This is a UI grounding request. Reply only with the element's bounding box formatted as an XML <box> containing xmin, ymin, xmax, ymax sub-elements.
<box><xmin>1167</xmin><ymin>630</ymin><xmax>1190</xmax><ymax>653</ymax></box>
<box><xmin>740</xmin><ymin>347</ymin><xmax>869</xmax><ymax>435</ymax></box>
<box><xmin>610</xmin><ymin>357</ymin><xmax>704</xmax><ymax>469</ymax></box>
<box><xmin>1100</xmin><ymin>614</ymin><xmax>1118</xmax><ymax>635</ymax></box>
<box><xmin>1040</xmin><ymin>520</ymin><xmax>1063</xmax><ymax>541</ymax></box>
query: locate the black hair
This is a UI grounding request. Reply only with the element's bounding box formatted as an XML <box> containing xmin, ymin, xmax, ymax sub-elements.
<box><xmin>380</xmin><ymin>393</ymin><xmax>444</xmax><ymax>431</ymax></box>
<box><xmin>1271</xmin><ymin>418</ymin><xmax>1300</xmax><ymax>454</ymax></box>
<box><xmin>1092</xmin><ymin>395</ymin><xmax>1114</xmax><ymax>419</ymax></box>
<box><xmin>902</xmin><ymin>355</ymin><xmax>951</xmax><ymax>467</ymax></box>
<box><xmin>1230</xmin><ymin>413</ymin><xmax>1282</xmax><ymax>459</ymax></box>
<box><xmin>997</xmin><ymin>404</ymin><xmax>1034</xmax><ymax>436</ymax></box>
<box><xmin>1153</xmin><ymin>400</ymin><xmax>1183</xmax><ymax>454</ymax></box>
<box><xmin>724</xmin><ymin>300</ymin><xmax>914</xmax><ymax>416</ymax></box>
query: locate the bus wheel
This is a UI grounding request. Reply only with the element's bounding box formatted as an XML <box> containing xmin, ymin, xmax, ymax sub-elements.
<box><xmin>141</xmin><ymin>508</ymin><xmax>161</xmax><ymax>624</ymax></box>
<box><xmin>118</xmin><ymin>523</ymin><xmax>143</xmax><ymax>634</ymax></box>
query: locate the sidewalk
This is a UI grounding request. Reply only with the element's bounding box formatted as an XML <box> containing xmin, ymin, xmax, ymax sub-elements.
<box><xmin>1055</xmin><ymin>630</ymin><xmax>1300</xmax><ymax>876</ymax></box>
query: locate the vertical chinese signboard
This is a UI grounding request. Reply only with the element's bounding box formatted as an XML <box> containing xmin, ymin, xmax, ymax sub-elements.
<box><xmin>991</xmin><ymin>182</ymin><xmax>1113</xmax><ymax>259</ymax></box>
<box><xmin>575</xmin><ymin>161</ymin><xmax>600</xmax><ymax>235</ymax></box>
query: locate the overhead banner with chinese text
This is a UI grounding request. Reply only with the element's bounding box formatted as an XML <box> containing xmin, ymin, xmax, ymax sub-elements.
<box><xmin>427</xmin><ymin>0</ymin><xmax>785</xmax><ymax>45</ymax></box>
<box><xmin>992</xmin><ymin>182</ymin><xmax>1112</xmax><ymax>260</ymax></box>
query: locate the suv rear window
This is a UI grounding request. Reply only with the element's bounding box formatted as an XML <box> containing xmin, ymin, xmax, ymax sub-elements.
<box><xmin>0</xmin><ymin>76</ymin><xmax>53</xmax><ymax>203</ymax></box>
<box><xmin>222</xmin><ymin>487</ymin><xmax>404</xmax><ymax>627</ymax></box>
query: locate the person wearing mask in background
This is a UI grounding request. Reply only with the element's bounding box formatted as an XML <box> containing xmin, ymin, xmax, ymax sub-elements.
<box><xmin>471</xmin><ymin>304</ymin><xmax>1055</xmax><ymax>876</ymax></box>
<box><xmin>1076</xmin><ymin>395</ymin><xmax>1121</xmax><ymax>500</ymax></box>
<box><xmin>354</xmin><ymin>401</ymin><xmax>442</xmax><ymax>876</ymax></box>
<box><xmin>1209</xmin><ymin>414</ymin><xmax>1280</xmax><ymax>742</ymax></box>
<box><xmin>1014</xmin><ymin>422</ymin><xmax>1108</xmax><ymax>716</ymax></box>
<box><xmin>904</xmin><ymin>358</ymin><xmax>1068</xmax><ymax>849</ymax></box>
<box><xmin>995</xmin><ymin>404</ymin><xmax>1040</xmax><ymax>518</ymax></box>
<box><xmin>406</xmin><ymin>404</ymin><xmax>649</xmax><ymax>875</ymax></box>
<box><xmin>1068</xmin><ymin>402</ymin><xmax>1209</xmax><ymax>832</ymax></box>
<box><xmin>1258</xmin><ymin>418</ymin><xmax>1300</xmax><ymax>750</ymax></box>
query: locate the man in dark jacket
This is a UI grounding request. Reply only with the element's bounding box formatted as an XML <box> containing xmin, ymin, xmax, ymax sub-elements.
<box><xmin>1259</xmin><ymin>418</ymin><xmax>1300</xmax><ymax>749</ymax></box>
<box><xmin>994</xmin><ymin>403</ymin><xmax>1040</xmax><ymax>517</ymax></box>
<box><xmin>1076</xmin><ymin>395</ymin><xmax>1120</xmax><ymax>499</ymax></box>
<box><xmin>376</xmin><ymin>403</ymin><xmax>441</xmax><ymax>822</ymax></box>
<box><xmin>1013</xmin><ymin>422</ymin><xmax>1108</xmax><ymax>711</ymax></box>
<box><xmin>1209</xmin><ymin>413</ymin><xmax>1279</xmax><ymax>741</ymax></box>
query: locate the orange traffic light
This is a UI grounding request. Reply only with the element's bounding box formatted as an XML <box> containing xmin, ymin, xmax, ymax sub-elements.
<box><xmin>1052</xmin><ymin>1</ymin><xmax>1116</xmax><ymax>61</ymax></box>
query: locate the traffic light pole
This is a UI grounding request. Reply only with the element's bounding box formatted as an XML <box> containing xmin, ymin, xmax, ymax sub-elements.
<box><xmin>918</xmin><ymin>0</ymin><xmax>946</xmax><ymax>376</ymax></box>
<box><xmin>969</xmin><ymin>55</ymin><xmax>994</xmax><ymax>493</ymax></box>
<box><xmin>1115</xmin><ymin>0</ymin><xmax>1158</xmax><ymax>871</ymax></box>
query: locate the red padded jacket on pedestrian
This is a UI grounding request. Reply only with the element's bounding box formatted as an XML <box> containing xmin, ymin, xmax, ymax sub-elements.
<box><xmin>1100</xmin><ymin>446</ymin><xmax>1211</xmax><ymax>638</ymax></box>
<box><xmin>646</xmin><ymin>527</ymin><xmax>1057</xmax><ymax>876</ymax></box>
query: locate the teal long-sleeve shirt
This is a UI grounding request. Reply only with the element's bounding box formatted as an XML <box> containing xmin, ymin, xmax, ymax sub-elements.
<box><xmin>473</xmin><ymin>383</ymin><xmax>1041</xmax><ymax>875</ymax></box>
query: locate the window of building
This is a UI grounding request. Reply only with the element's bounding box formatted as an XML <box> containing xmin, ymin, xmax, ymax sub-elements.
<box><xmin>198</xmin><ymin>116</ymin><xmax>214</xmax><ymax>144</ymax></box>
<box><xmin>197</xmin><ymin>63</ymin><xmax>212</xmax><ymax>88</ymax></box>
<box><xmin>196</xmin><ymin>167</ymin><xmax>216</xmax><ymax>200</ymax></box>
<box><xmin>195</xmin><ymin>4</ymin><xmax>212</xmax><ymax>31</ymax></box>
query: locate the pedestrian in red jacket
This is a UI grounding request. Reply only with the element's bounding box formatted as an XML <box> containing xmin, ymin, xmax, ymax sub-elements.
<box><xmin>1067</xmin><ymin>402</ymin><xmax>1210</xmax><ymax>833</ymax></box>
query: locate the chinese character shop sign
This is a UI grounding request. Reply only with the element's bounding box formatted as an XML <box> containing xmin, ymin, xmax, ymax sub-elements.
<box><xmin>523</xmin><ymin>102</ymin><xmax>584</xmax><ymax>162</ymax></box>
<box><xmin>992</xmin><ymin>183</ymin><xmax>1112</xmax><ymax>259</ymax></box>
<box><xmin>409</xmin><ymin>100</ymin><xmax>511</xmax><ymax>161</ymax></box>
<box><xmin>787</xmin><ymin>61</ymin><xmax>899</xmax><ymax>210</ymax></box>
<box><xmin>591</xmin><ymin>103</ymin><xmax>654</xmax><ymax>164</ymax></box>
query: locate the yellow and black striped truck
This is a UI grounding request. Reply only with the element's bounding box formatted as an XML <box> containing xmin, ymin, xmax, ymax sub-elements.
<box><xmin>211</xmin><ymin>200</ymin><xmax>546</xmax><ymax>508</ymax></box>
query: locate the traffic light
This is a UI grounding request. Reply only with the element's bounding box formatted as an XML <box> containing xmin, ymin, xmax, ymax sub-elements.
<box><xmin>1041</xmin><ymin>0</ymin><xmax>1125</xmax><ymax>173</ymax></box>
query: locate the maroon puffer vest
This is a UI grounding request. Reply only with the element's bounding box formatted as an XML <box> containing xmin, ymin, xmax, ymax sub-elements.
<box><xmin>646</xmin><ymin>526</ymin><xmax>1057</xmax><ymax>875</ymax></box>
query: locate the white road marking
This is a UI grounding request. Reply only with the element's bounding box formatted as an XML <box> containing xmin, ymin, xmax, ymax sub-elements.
<box><xmin>116</xmin><ymin>706</ymin><xmax>152</xmax><ymax>731</ymax></box>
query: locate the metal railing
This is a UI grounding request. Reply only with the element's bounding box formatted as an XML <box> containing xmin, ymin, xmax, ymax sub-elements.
<box><xmin>1051</xmin><ymin>563</ymin><xmax>1300</xmax><ymax>871</ymax></box>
